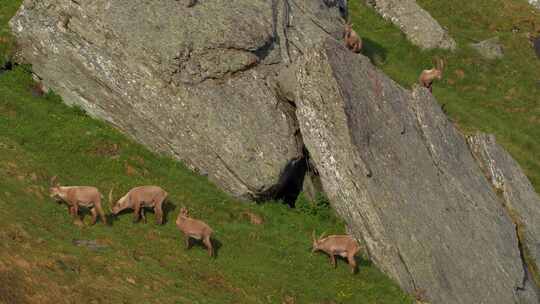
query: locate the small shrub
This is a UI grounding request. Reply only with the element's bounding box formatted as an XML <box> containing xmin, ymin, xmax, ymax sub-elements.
<box><xmin>296</xmin><ymin>192</ymin><xmax>332</xmax><ymax>219</ymax></box>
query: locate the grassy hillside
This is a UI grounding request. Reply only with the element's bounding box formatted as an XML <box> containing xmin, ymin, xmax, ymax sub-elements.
<box><xmin>0</xmin><ymin>58</ymin><xmax>410</xmax><ymax>304</ymax></box>
<box><xmin>1</xmin><ymin>0</ymin><xmax>539</xmax><ymax>303</ymax></box>
<box><xmin>0</xmin><ymin>2</ymin><xmax>412</xmax><ymax>304</ymax></box>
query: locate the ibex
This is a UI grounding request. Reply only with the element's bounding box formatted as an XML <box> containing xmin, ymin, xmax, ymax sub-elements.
<box><xmin>48</xmin><ymin>176</ymin><xmax>107</xmax><ymax>225</ymax></box>
<box><xmin>419</xmin><ymin>58</ymin><xmax>445</xmax><ymax>93</ymax></box>
<box><xmin>343</xmin><ymin>22</ymin><xmax>362</xmax><ymax>53</ymax></box>
<box><xmin>176</xmin><ymin>207</ymin><xmax>214</xmax><ymax>257</ymax></box>
<box><xmin>109</xmin><ymin>186</ymin><xmax>167</xmax><ymax>224</ymax></box>
<box><xmin>312</xmin><ymin>231</ymin><xmax>360</xmax><ymax>274</ymax></box>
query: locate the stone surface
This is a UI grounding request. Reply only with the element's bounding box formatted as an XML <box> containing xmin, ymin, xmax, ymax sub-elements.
<box><xmin>468</xmin><ymin>133</ymin><xmax>540</xmax><ymax>301</ymax></box>
<box><xmin>470</xmin><ymin>37</ymin><xmax>504</xmax><ymax>59</ymax></box>
<box><xmin>365</xmin><ymin>0</ymin><xmax>456</xmax><ymax>50</ymax></box>
<box><xmin>295</xmin><ymin>38</ymin><xmax>538</xmax><ymax>304</ymax></box>
<box><xmin>9</xmin><ymin>0</ymin><xmax>343</xmax><ymax>200</ymax></box>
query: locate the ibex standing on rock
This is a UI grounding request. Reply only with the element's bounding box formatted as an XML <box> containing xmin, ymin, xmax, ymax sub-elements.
<box><xmin>419</xmin><ymin>58</ymin><xmax>445</xmax><ymax>93</ymax></box>
<box><xmin>312</xmin><ymin>231</ymin><xmax>360</xmax><ymax>274</ymax></box>
<box><xmin>176</xmin><ymin>207</ymin><xmax>214</xmax><ymax>257</ymax></box>
<box><xmin>343</xmin><ymin>22</ymin><xmax>362</xmax><ymax>53</ymax></box>
<box><xmin>48</xmin><ymin>176</ymin><xmax>107</xmax><ymax>225</ymax></box>
<box><xmin>109</xmin><ymin>186</ymin><xmax>167</xmax><ymax>224</ymax></box>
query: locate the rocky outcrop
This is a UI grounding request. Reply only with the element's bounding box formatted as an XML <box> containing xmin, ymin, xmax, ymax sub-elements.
<box><xmin>366</xmin><ymin>0</ymin><xmax>456</xmax><ymax>50</ymax></box>
<box><xmin>468</xmin><ymin>133</ymin><xmax>540</xmax><ymax>301</ymax></box>
<box><xmin>9</xmin><ymin>0</ymin><xmax>343</xmax><ymax>201</ymax></box>
<box><xmin>470</xmin><ymin>37</ymin><xmax>504</xmax><ymax>59</ymax></box>
<box><xmin>295</xmin><ymin>38</ymin><xmax>539</xmax><ymax>304</ymax></box>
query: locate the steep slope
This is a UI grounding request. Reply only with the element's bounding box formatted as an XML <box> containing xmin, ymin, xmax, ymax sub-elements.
<box><xmin>0</xmin><ymin>67</ymin><xmax>411</xmax><ymax>303</ymax></box>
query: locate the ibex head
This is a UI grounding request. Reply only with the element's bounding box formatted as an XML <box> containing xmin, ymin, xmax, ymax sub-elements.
<box><xmin>109</xmin><ymin>187</ymin><xmax>128</xmax><ymax>215</ymax></box>
<box><xmin>49</xmin><ymin>176</ymin><xmax>62</xmax><ymax>200</ymax></box>
<box><xmin>433</xmin><ymin>57</ymin><xmax>445</xmax><ymax>80</ymax></box>
<box><xmin>312</xmin><ymin>230</ymin><xmax>327</xmax><ymax>253</ymax></box>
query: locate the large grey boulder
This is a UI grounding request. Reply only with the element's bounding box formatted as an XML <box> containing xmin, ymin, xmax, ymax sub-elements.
<box><xmin>366</xmin><ymin>0</ymin><xmax>456</xmax><ymax>50</ymax></box>
<box><xmin>9</xmin><ymin>0</ymin><xmax>343</xmax><ymax>200</ymax></box>
<box><xmin>295</xmin><ymin>38</ymin><xmax>538</xmax><ymax>304</ymax></box>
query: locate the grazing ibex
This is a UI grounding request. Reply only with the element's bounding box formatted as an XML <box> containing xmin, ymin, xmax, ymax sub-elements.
<box><xmin>312</xmin><ymin>231</ymin><xmax>360</xmax><ymax>274</ymax></box>
<box><xmin>109</xmin><ymin>186</ymin><xmax>167</xmax><ymax>224</ymax></box>
<box><xmin>343</xmin><ymin>22</ymin><xmax>362</xmax><ymax>53</ymax></box>
<box><xmin>419</xmin><ymin>58</ymin><xmax>445</xmax><ymax>93</ymax></box>
<box><xmin>48</xmin><ymin>176</ymin><xmax>107</xmax><ymax>225</ymax></box>
<box><xmin>176</xmin><ymin>207</ymin><xmax>214</xmax><ymax>257</ymax></box>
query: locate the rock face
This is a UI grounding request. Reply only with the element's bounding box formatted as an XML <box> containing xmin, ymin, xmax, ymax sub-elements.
<box><xmin>295</xmin><ymin>38</ymin><xmax>539</xmax><ymax>304</ymax></box>
<box><xmin>470</xmin><ymin>37</ymin><xmax>504</xmax><ymax>60</ymax></box>
<box><xmin>10</xmin><ymin>1</ymin><xmax>540</xmax><ymax>303</ymax></box>
<box><xmin>9</xmin><ymin>0</ymin><xmax>343</xmax><ymax>201</ymax></box>
<box><xmin>366</xmin><ymin>0</ymin><xmax>456</xmax><ymax>50</ymax></box>
<box><xmin>468</xmin><ymin>133</ymin><xmax>540</xmax><ymax>301</ymax></box>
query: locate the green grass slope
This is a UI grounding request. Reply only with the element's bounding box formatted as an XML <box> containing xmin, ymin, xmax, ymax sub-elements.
<box><xmin>0</xmin><ymin>3</ymin><xmax>411</xmax><ymax>304</ymax></box>
<box><xmin>1</xmin><ymin>0</ymin><xmax>539</xmax><ymax>303</ymax></box>
<box><xmin>0</xmin><ymin>64</ymin><xmax>410</xmax><ymax>304</ymax></box>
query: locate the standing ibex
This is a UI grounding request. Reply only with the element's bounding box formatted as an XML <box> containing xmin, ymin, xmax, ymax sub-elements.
<box><xmin>312</xmin><ymin>231</ymin><xmax>360</xmax><ymax>274</ymax></box>
<box><xmin>176</xmin><ymin>207</ymin><xmax>214</xmax><ymax>257</ymax></box>
<box><xmin>419</xmin><ymin>58</ymin><xmax>445</xmax><ymax>93</ymax></box>
<box><xmin>343</xmin><ymin>22</ymin><xmax>362</xmax><ymax>53</ymax></box>
<box><xmin>109</xmin><ymin>186</ymin><xmax>167</xmax><ymax>224</ymax></box>
<box><xmin>48</xmin><ymin>176</ymin><xmax>107</xmax><ymax>225</ymax></box>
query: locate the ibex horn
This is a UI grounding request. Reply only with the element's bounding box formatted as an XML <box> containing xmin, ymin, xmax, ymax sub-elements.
<box><xmin>108</xmin><ymin>187</ymin><xmax>114</xmax><ymax>212</ymax></box>
<box><xmin>50</xmin><ymin>175</ymin><xmax>58</xmax><ymax>187</ymax></box>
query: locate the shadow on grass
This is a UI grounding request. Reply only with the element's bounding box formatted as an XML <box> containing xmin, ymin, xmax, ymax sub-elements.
<box><xmin>105</xmin><ymin>201</ymin><xmax>176</xmax><ymax>226</ymax></box>
<box><xmin>362</xmin><ymin>37</ymin><xmax>388</xmax><ymax>66</ymax></box>
<box><xmin>185</xmin><ymin>237</ymin><xmax>223</xmax><ymax>259</ymax></box>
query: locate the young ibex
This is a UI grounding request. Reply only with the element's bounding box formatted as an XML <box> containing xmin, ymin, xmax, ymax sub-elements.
<box><xmin>48</xmin><ymin>176</ymin><xmax>107</xmax><ymax>225</ymax></box>
<box><xmin>312</xmin><ymin>231</ymin><xmax>360</xmax><ymax>274</ymax></box>
<box><xmin>343</xmin><ymin>22</ymin><xmax>362</xmax><ymax>53</ymax></box>
<box><xmin>419</xmin><ymin>58</ymin><xmax>445</xmax><ymax>93</ymax></box>
<box><xmin>109</xmin><ymin>186</ymin><xmax>167</xmax><ymax>224</ymax></box>
<box><xmin>176</xmin><ymin>207</ymin><xmax>214</xmax><ymax>257</ymax></box>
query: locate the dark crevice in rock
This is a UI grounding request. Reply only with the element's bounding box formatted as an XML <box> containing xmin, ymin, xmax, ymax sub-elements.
<box><xmin>0</xmin><ymin>60</ymin><xmax>15</xmax><ymax>74</ymax></box>
<box><xmin>410</xmin><ymin>91</ymin><xmax>445</xmax><ymax>178</ymax></box>
<box><xmin>397</xmin><ymin>249</ymin><xmax>418</xmax><ymax>293</ymax></box>
<box><xmin>254</xmin><ymin>82</ymin><xmax>322</xmax><ymax>206</ymax></box>
<box><xmin>257</xmin><ymin>155</ymin><xmax>308</xmax><ymax>207</ymax></box>
<box><xmin>515</xmin><ymin>222</ymin><xmax>531</xmax><ymax>292</ymax></box>
<box><xmin>251</xmin><ymin>37</ymin><xmax>276</xmax><ymax>62</ymax></box>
